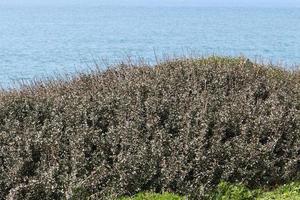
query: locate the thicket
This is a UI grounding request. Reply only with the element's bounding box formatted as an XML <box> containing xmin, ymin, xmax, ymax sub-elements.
<box><xmin>0</xmin><ymin>57</ymin><xmax>299</xmax><ymax>199</ymax></box>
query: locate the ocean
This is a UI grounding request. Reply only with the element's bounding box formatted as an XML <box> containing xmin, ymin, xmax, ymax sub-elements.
<box><xmin>1</xmin><ymin>6</ymin><xmax>300</xmax><ymax>88</ymax></box>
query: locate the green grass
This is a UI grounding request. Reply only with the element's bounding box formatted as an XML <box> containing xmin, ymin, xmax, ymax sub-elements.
<box><xmin>119</xmin><ymin>192</ymin><xmax>185</xmax><ymax>200</ymax></box>
<box><xmin>120</xmin><ymin>182</ymin><xmax>300</xmax><ymax>200</ymax></box>
<box><xmin>211</xmin><ymin>181</ymin><xmax>261</xmax><ymax>200</ymax></box>
<box><xmin>257</xmin><ymin>182</ymin><xmax>300</xmax><ymax>200</ymax></box>
<box><xmin>213</xmin><ymin>181</ymin><xmax>300</xmax><ymax>200</ymax></box>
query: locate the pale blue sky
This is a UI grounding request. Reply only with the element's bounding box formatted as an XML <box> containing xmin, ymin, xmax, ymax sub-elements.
<box><xmin>1</xmin><ymin>0</ymin><xmax>299</xmax><ymax>7</ymax></box>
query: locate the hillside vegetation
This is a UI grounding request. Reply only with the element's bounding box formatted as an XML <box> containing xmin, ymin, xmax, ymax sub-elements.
<box><xmin>0</xmin><ymin>57</ymin><xmax>299</xmax><ymax>199</ymax></box>
<box><xmin>120</xmin><ymin>181</ymin><xmax>300</xmax><ymax>200</ymax></box>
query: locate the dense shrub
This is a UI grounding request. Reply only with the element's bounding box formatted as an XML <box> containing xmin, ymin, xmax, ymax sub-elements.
<box><xmin>0</xmin><ymin>57</ymin><xmax>299</xmax><ymax>199</ymax></box>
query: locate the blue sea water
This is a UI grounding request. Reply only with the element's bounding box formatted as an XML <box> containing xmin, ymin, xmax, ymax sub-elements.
<box><xmin>0</xmin><ymin>6</ymin><xmax>300</xmax><ymax>88</ymax></box>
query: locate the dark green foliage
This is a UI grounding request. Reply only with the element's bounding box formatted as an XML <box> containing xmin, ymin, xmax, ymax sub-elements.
<box><xmin>0</xmin><ymin>57</ymin><xmax>299</xmax><ymax>199</ymax></box>
<box><xmin>210</xmin><ymin>181</ymin><xmax>259</xmax><ymax>200</ymax></box>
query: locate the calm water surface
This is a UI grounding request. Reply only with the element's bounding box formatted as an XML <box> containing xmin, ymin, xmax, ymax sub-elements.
<box><xmin>1</xmin><ymin>6</ymin><xmax>300</xmax><ymax>87</ymax></box>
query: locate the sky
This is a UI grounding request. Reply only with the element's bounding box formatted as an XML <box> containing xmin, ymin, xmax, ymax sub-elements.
<box><xmin>0</xmin><ymin>0</ymin><xmax>299</xmax><ymax>7</ymax></box>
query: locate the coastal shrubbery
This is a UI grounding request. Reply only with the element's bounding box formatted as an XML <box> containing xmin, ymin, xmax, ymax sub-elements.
<box><xmin>0</xmin><ymin>57</ymin><xmax>299</xmax><ymax>199</ymax></box>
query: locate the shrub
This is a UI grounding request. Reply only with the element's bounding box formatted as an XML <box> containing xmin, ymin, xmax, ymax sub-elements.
<box><xmin>0</xmin><ymin>56</ymin><xmax>299</xmax><ymax>199</ymax></box>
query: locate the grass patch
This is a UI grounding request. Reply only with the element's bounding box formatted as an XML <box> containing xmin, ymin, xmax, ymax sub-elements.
<box><xmin>257</xmin><ymin>182</ymin><xmax>300</xmax><ymax>200</ymax></box>
<box><xmin>120</xmin><ymin>181</ymin><xmax>300</xmax><ymax>200</ymax></box>
<box><xmin>120</xmin><ymin>192</ymin><xmax>185</xmax><ymax>200</ymax></box>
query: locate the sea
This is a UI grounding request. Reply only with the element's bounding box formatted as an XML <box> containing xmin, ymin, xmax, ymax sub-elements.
<box><xmin>1</xmin><ymin>6</ymin><xmax>300</xmax><ymax>88</ymax></box>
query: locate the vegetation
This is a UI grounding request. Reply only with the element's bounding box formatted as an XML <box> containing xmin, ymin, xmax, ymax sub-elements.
<box><xmin>257</xmin><ymin>182</ymin><xmax>300</xmax><ymax>200</ymax></box>
<box><xmin>211</xmin><ymin>181</ymin><xmax>300</xmax><ymax>200</ymax></box>
<box><xmin>0</xmin><ymin>56</ymin><xmax>299</xmax><ymax>199</ymax></box>
<box><xmin>121</xmin><ymin>181</ymin><xmax>300</xmax><ymax>200</ymax></box>
<box><xmin>119</xmin><ymin>192</ymin><xmax>185</xmax><ymax>200</ymax></box>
